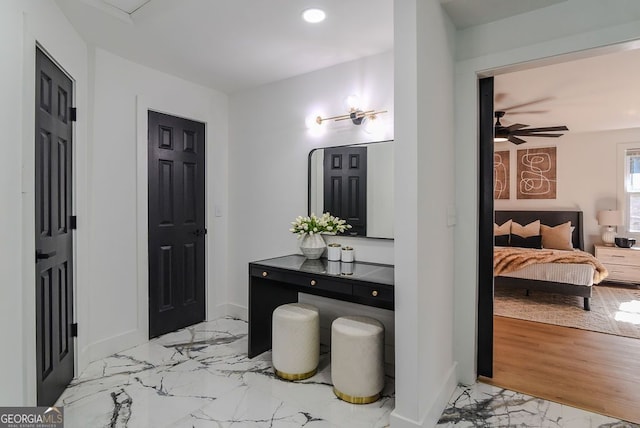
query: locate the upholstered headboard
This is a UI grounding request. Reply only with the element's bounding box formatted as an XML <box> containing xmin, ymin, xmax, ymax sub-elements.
<box><xmin>494</xmin><ymin>210</ymin><xmax>584</xmax><ymax>251</ymax></box>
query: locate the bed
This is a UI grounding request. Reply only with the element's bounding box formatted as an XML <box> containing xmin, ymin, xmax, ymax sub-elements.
<box><xmin>494</xmin><ymin>210</ymin><xmax>607</xmax><ymax>311</ymax></box>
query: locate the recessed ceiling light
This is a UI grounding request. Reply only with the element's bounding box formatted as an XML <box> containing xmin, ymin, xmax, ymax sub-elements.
<box><xmin>302</xmin><ymin>8</ymin><xmax>326</xmax><ymax>24</ymax></box>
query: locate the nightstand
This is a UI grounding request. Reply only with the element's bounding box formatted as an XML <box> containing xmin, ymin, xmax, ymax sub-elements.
<box><xmin>594</xmin><ymin>244</ymin><xmax>640</xmax><ymax>284</ymax></box>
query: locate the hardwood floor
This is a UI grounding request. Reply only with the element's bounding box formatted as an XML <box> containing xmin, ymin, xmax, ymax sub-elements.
<box><xmin>483</xmin><ymin>316</ymin><xmax>640</xmax><ymax>424</ymax></box>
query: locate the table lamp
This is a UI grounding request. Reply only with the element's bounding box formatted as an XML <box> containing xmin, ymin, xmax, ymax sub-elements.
<box><xmin>597</xmin><ymin>210</ymin><xmax>622</xmax><ymax>246</ymax></box>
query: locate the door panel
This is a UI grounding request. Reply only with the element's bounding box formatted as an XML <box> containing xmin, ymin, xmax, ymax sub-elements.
<box><xmin>323</xmin><ymin>146</ymin><xmax>367</xmax><ymax>236</ymax></box>
<box><xmin>183</xmin><ymin>162</ymin><xmax>197</xmax><ymax>223</ymax></box>
<box><xmin>148</xmin><ymin>111</ymin><xmax>206</xmax><ymax>338</ymax></box>
<box><xmin>35</xmin><ymin>47</ymin><xmax>74</xmax><ymax>406</ymax></box>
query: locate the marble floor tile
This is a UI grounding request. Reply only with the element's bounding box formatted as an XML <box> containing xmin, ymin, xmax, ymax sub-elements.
<box><xmin>437</xmin><ymin>383</ymin><xmax>639</xmax><ymax>428</ymax></box>
<box><xmin>59</xmin><ymin>317</ymin><xmax>637</xmax><ymax>427</ymax></box>
<box><xmin>57</xmin><ymin>317</ymin><xmax>395</xmax><ymax>428</ymax></box>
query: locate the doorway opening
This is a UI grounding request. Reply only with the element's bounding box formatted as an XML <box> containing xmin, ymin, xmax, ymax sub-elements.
<box><xmin>477</xmin><ymin>43</ymin><xmax>640</xmax><ymax>423</ymax></box>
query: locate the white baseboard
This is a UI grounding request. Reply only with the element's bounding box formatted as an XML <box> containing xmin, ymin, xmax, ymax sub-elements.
<box><xmin>390</xmin><ymin>362</ymin><xmax>457</xmax><ymax>428</ymax></box>
<box><xmin>389</xmin><ymin>411</ymin><xmax>422</xmax><ymax>428</ymax></box>
<box><xmin>85</xmin><ymin>328</ymin><xmax>146</xmax><ymax>364</ymax></box>
<box><xmin>213</xmin><ymin>302</ymin><xmax>247</xmax><ymax>321</ymax></box>
<box><xmin>84</xmin><ymin>304</ymin><xmax>248</xmax><ymax>368</ymax></box>
<box><xmin>422</xmin><ymin>362</ymin><xmax>457</xmax><ymax>427</ymax></box>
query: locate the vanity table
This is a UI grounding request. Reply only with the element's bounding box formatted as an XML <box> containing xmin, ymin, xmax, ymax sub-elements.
<box><xmin>248</xmin><ymin>254</ymin><xmax>394</xmax><ymax>358</ymax></box>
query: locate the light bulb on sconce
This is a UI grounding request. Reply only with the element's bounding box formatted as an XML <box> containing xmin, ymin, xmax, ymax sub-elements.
<box><xmin>344</xmin><ymin>95</ymin><xmax>360</xmax><ymax>111</ymax></box>
<box><xmin>305</xmin><ymin>113</ymin><xmax>326</xmax><ymax>136</ymax></box>
<box><xmin>363</xmin><ymin>113</ymin><xmax>383</xmax><ymax>135</ymax></box>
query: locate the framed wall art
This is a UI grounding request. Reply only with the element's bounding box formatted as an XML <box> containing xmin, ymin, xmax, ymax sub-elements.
<box><xmin>493</xmin><ymin>150</ymin><xmax>510</xmax><ymax>200</ymax></box>
<box><xmin>517</xmin><ymin>147</ymin><xmax>557</xmax><ymax>199</ymax></box>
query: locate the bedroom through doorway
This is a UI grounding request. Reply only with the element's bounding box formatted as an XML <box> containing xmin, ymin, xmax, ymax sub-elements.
<box><xmin>478</xmin><ymin>42</ymin><xmax>640</xmax><ymax>424</ymax></box>
<box><xmin>491</xmin><ymin>48</ymin><xmax>640</xmax><ymax>342</ymax></box>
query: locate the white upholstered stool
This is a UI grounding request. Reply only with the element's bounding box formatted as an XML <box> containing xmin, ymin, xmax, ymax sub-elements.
<box><xmin>331</xmin><ymin>316</ymin><xmax>385</xmax><ymax>404</ymax></box>
<box><xmin>272</xmin><ymin>303</ymin><xmax>319</xmax><ymax>381</ymax></box>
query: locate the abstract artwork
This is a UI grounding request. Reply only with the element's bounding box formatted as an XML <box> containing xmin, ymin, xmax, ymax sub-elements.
<box><xmin>517</xmin><ymin>147</ymin><xmax>557</xmax><ymax>199</ymax></box>
<box><xmin>494</xmin><ymin>151</ymin><xmax>510</xmax><ymax>199</ymax></box>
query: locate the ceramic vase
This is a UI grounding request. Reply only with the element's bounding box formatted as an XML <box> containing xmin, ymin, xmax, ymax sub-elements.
<box><xmin>300</xmin><ymin>234</ymin><xmax>326</xmax><ymax>259</ymax></box>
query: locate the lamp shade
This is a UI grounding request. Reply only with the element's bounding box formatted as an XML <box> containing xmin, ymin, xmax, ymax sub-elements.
<box><xmin>597</xmin><ymin>210</ymin><xmax>622</xmax><ymax>226</ymax></box>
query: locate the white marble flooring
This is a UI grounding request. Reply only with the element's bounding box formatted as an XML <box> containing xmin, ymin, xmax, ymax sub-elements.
<box><xmin>57</xmin><ymin>317</ymin><xmax>638</xmax><ymax>427</ymax></box>
<box><xmin>437</xmin><ymin>383</ymin><xmax>639</xmax><ymax>428</ymax></box>
<box><xmin>57</xmin><ymin>317</ymin><xmax>394</xmax><ymax>427</ymax></box>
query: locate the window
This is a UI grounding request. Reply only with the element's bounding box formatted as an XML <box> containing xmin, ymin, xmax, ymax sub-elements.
<box><xmin>623</xmin><ymin>148</ymin><xmax>640</xmax><ymax>233</ymax></box>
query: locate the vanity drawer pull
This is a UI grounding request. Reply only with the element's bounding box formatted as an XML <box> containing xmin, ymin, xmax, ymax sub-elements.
<box><xmin>371</xmin><ymin>290</ymin><xmax>378</xmax><ymax>297</ymax></box>
<box><xmin>310</xmin><ymin>280</ymin><xmax>317</xmax><ymax>286</ymax></box>
<box><xmin>262</xmin><ymin>271</ymin><xmax>268</xmax><ymax>277</ymax></box>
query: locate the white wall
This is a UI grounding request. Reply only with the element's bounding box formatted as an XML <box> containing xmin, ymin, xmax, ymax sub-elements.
<box><xmin>454</xmin><ymin>0</ymin><xmax>640</xmax><ymax>387</ymax></box>
<box><xmin>0</xmin><ymin>1</ymin><xmax>229</xmax><ymax>403</ymax></box>
<box><xmin>228</xmin><ymin>51</ymin><xmax>394</xmax><ymax>320</ymax></box>
<box><xmin>0</xmin><ymin>0</ymin><xmax>89</xmax><ymax>405</ymax></box>
<box><xmin>494</xmin><ymin>128</ymin><xmax>640</xmax><ymax>251</ymax></box>
<box><xmin>87</xmin><ymin>48</ymin><xmax>228</xmax><ymax>362</ymax></box>
<box><xmin>228</xmin><ymin>50</ymin><xmax>395</xmax><ymax>369</ymax></box>
<box><xmin>391</xmin><ymin>1</ymin><xmax>457</xmax><ymax>427</ymax></box>
<box><xmin>0</xmin><ymin>0</ymin><xmax>28</xmax><ymax>406</ymax></box>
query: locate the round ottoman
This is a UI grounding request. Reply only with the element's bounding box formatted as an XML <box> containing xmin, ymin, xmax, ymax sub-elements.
<box><xmin>331</xmin><ymin>316</ymin><xmax>385</xmax><ymax>404</ymax></box>
<box><xmin>272</xmin><ymin>303</ymin><xmax>319</xmax><ymax>380</ymax></box>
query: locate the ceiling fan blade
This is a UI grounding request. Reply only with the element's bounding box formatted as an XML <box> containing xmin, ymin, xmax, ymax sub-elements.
<box><xmin>495</xmin><ymin>92</ymin><xmax>508</xmax><ymax>103</ymax></box>
<box><xmin>509</xmin><ymin>136</ymin><xmax>527</xmax><ymax>145</ymax></box>
<box><xmin>503</xmin><ymin>110</ymin><xmax>549</xmax><ymax>115</ymax></box>
<box><xmin>506</xmin><ymin>123</ymin><xmax>528</xmax><ymax>131</ymax></box>
<box><xmin>515</xmin><ymin>126</ymin><xmax>569</xmax><ymax>133</ymax></box>
<box><xmin>500</xmin><ymin>97</ymin><xmax>555</xmax><ymax>112</ymax></box>
<box><xmin>514</xmin><ymin>133</ymin><xmax>564</xmax><ymax>138</ymax></box>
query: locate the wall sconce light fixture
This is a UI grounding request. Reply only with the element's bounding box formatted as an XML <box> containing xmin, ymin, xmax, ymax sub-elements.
<box><xmin>315</xmin><ymin>96</ymin><xmax>387</xmax><ymax>127</ymax></box>
<box><xmin>315</xmin><ymin>109</ymin><xmax>387</xmax><ymax>126</ymax></box>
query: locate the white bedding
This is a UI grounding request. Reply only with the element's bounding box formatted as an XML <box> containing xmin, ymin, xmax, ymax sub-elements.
<box><xmin>497</xmin><ymin>262</ymin><xmax>594</xmax><ymax>286</ymax></box>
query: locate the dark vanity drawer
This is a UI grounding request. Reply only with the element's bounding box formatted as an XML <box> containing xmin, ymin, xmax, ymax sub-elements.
<box><xmin>250</xmin><ymin>266</ymin><xmax>285</xmax><ymax>282</ymax></box>
<box><xmin>353</xmin><ymin>284</ymin><xmax>393</xmax><ymax>303</ymax></box>
<box><xmin>286</xmin><ymin>273</ymin><xmax>352</xmax><ymax>295</ymax></box>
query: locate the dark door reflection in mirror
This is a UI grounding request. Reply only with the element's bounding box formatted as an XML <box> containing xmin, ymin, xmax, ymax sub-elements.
<box><xmin>308</xmin><ymin>140</ymin><xmax>394</xmax><ymax>239</ymax></box>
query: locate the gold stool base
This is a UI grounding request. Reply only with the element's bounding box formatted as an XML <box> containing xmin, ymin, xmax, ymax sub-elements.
<box><xmin>274</xmin><ymin>367</ymin><xmax>317</xmax><ymax>381</ymax></box>
<box><xmin>333</xmin><ymin>387</ymin><xmax>381</xmax><ymax>404</ymax></box>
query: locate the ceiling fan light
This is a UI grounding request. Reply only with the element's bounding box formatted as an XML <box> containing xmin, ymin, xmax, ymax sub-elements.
<box><xmin>494</xmin><ymin>136</ymin><xmax>508</xmax><ymax>143</ymax></box>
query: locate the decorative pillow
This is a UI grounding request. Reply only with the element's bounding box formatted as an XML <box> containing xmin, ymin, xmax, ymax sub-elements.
<box><xmin>510</xmin><ymin>234</ymin><xmax>542</xmax><ymax>249</ymax></box>
<box><xmin>511</xmin><ymin>220</ymin><xmax>540</xmax><ymax>238</ymax></box>
<box><xmin>541</xmin><ymin>221</ymin><xmax>573</xmax><ymax>251</ymax></box>
<box><xmin>494</xmin><ymin>220</ymin><xmax>512</xmax><ymax>236</ymax></box>
<box><xmin>494</xmin><ymin>234</ymin><xmax>510</xmax><ymax>247</ymax></box>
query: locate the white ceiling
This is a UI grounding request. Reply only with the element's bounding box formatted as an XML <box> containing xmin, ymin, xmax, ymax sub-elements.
<box><xmin>54</xmin><ymin>0</ymin><xmax>640</xmax><ymax>133</ymax></box>
<box><xmin>101</xmin><ymin>0</ymin><xmax>150</xmax><ymax>14</ymax></box>
<box><xmin>56</xmin><ymin>0</ymin><xmax>394</xmax><ymax>93</ymax></box>
<box><xmin>55</xmin><ymin>0</ymin><xmax>570</xmax><ymax>94</ymax></box>
<box><xmin>440</xmin><ymin>0</ymin><xmax>567</xmax><ymax>29</ymax></box>
<box><xmin>495</xmin><ymin>48</ymin><xmax>640</xmax><ymax>134</ymax></box>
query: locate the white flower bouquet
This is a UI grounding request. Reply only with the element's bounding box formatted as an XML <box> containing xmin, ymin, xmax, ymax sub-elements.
<box><xmin>289</xmin><ymin>213</ymin><xmax>352</xmax><ymax>238</ymax></box>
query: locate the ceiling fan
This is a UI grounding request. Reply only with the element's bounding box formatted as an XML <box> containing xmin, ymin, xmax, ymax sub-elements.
<box><xmin>494</xmin><ymin>110</ymin><xmax>568</xmax><ymax>145</ymax></box>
